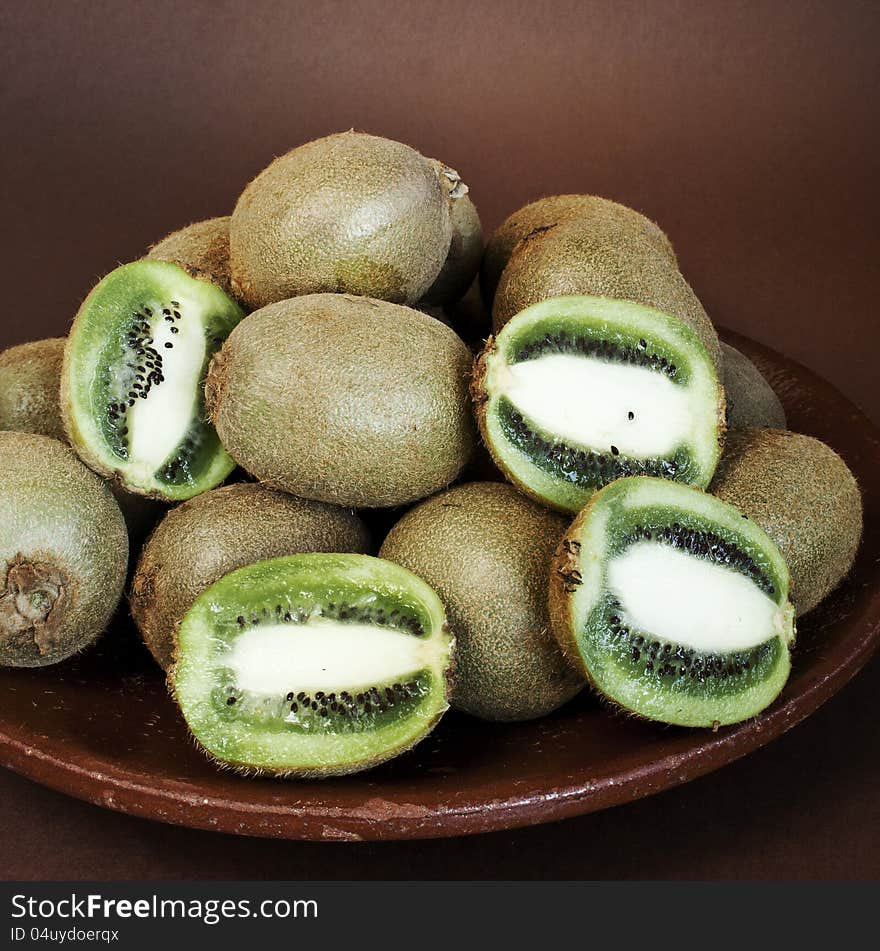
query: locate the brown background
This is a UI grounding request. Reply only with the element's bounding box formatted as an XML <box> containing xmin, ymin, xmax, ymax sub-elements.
<box><xmin>0</xmin><ymin>0</ymin><xmax>877</xmax><ymax>878</ymax></box>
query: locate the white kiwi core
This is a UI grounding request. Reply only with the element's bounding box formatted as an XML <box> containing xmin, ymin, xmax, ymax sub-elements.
<box><xmin>225</xmin><ymin>617</ymin><xmax>431</xmax><ymax>695</ymax></box>
<box><xmin>496</xmin><ymin>353</ymin><xmax>694</xmax><ymax>457</ymax></box>
<box><xmin>121</xmin><ymin>294</ymin><xmax>207</xmax><ymax>479</ymax></box>
<box><xmin>607</xmin><ymin>542</ymin><xmax>784</xmax><ymax>652</ymax></box>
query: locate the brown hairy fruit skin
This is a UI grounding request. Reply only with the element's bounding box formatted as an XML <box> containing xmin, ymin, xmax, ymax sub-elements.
<box><xmin>0</xmin><ymin>433</ymin><xmax>128</xmax><ymax>667</ymax></box>
<box><xmin>720</xmin><ymin>343</ymin><xmax>787</xmax><ymax>429</ymax></box>
<box><xmin>130</xmin><ymin>483</ymin><xmax>370</xmax><ymax>670</ymax></box>
<box><xmin>0</xmin><ymin>338</ymin><xmax>66</xmax><ymax>440</ymax></box>
<box><xmin>380</xmin><ymin>482</ymin><xmax>584</xmax><ymax>721</ymax></box>
<box><xmin>492</xmin><ymin>219</ymin><xmax>721</xmax><ymax>369</ymax></box>
<box><xmin>229</xmin><ymin>132</ymin><xmax>455</xmax><ymax>308</ymax></box>
<box><xmin>710</xmin><ymin>428</ymin><xmax>862</xmax><ymax>616</ymax></box>
<box><xmin>206</xmin><ymin>294</ymin><xmax>477</xmax><ymax>508</ymax></box>
<box><xmin>481</xmin><ymin>194</ymin><xmax>677</xmax><ymax>307</ymax></box>
<box><xmin>146</xmin><ymin>216</ymin><xmax>234</xmax><ymax>298</ymax></box>
<box><xmin>420</xmin><ymin>192</ymin><xmax>483</xmax><ymax>306</ymax></box>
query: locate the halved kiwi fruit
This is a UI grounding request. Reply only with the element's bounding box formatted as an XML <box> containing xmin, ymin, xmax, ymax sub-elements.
<box><xmin>473</xmin><ymin>295</ymin><xmax>725</xmax><ymax>513</ymax></box>
<box><xmin>172</xmin><ymin>553</ymin><xmax>453</xmax><ymax>777</ymax></box>
<box><xmin>62</xmin><ymin>260</ymin><xmax>245</xmax><ymax>500</ymax></box>
<box><xmin>549</xmin><ymin>477</ymin><xmax>795</xmax><ymax>727</ymax></box>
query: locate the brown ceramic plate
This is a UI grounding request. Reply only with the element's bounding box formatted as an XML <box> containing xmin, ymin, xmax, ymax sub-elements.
<box><xmin>0</xmin><ymin>330</ymin><xmax>877</xmax><ymax>841</ymax></box>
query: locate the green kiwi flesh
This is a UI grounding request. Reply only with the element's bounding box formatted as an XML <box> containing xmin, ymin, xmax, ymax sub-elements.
<box><xmin>720</xmin><ymin>343</ymin><xmax>786</xmax><ymax>429</ymax></box>
<box><xmin>473</xmin><ymin>295</ymin><xmax>724</xmax><ymax>513</ymax></box>
<box><xmin>131</xmin><ymin>483</ymin><xmax>371</xmax><ymax>670</ymax></box>
<box><xmin>172</xmin><ymin>553</ymin><xmax>453</xmax><ymax>777</ymax></box>
<box><xmin>0</xmin><ymin>337</ymin><xmax>67</xmax><ymax>440</ymax></box>
<box><xmin>62</xmin><ymin>260</ymin><xmax>245</xmax><ymax>501</ymax></box>
<box><xmin>380</xmin><ymin>482</ymin><xmax>583</xmax><ymax>722</ymax></box>
<box><xmin>0</xmin><ymin>433</ymin><xmax>128</xmax><ymax>667</ymax></box>
<box><xmin>711</xmin><ymin>428</ymin><xmax>862</xmax><ymax>616</ymax></box>
<box><xmin>549</xmin><ymin>477</ymin><xmax>795</xmax><ymax>727</ymax></box>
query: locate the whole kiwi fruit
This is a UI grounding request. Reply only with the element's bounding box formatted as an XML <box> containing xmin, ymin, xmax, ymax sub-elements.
<box><xmin>710</xmin><ymin>427</ymin><xmax>862</xmax><ymax>616</ymax></box>
<box><xmin>720</xmin><ymin>342</ymin><xmax>786</xmax><ymax>429</ymax></box>
<box><xmin>229</xmin><ymin>131</ymin><xmax>460</xmax><ymax>308</ymax></box>
<box><xmin>146</xmin><ymin>216</ymin><xmax>234</xmax><ymax>298</ymax></box>
<box><xmin>481</xmin><ymin>194</ymin><xmax>677</xmax><ymax>307</ymax></box>
<box><xmin>0</xmin><ymin>338</ymin><xmax>66</xmax><ymax>440</ymax></box>
<box><xmin>492</xmin><ymin>217</ymin><xmax>721</xmax><ymax>369</ymax></box>
<box><xmin>380</xmin><ymin>481</ymin><xmax>584</xmax><ymax>721</ymax></box>
<box><xmin>206</xmin><ymin>293</ymin><xmax>477</xmax><ymax>508</ymax></box>
<box><xmin>420</xmin><ymin>189</ymin><xmax>483</xmax><ymax>306</ymax></box>
<box><xmin>0</xmin><ymin>432</ymin><xmax>128</xmax><ymax>667</ymax></box>
<box><xmin>131</xmin><ymin>483</ymin><xmax>370</xmax><ymax>669</ymax></box>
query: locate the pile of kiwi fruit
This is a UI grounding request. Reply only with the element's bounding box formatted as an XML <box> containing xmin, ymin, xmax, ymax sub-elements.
<box><xmin>0</xmin><ymin>130</ymin><xmax>864</xmax><ymax>778</ymax></box>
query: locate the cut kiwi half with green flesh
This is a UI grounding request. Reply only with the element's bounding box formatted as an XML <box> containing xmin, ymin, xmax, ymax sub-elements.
<box><xmin>172</xmin><ymin>553</ymin><xmax>453</xmax><ymax>777</ymax></box>
<box><xmin>549</xmin><ymin>477</ymin><xmax>795</xmax><ymax>727</ymax></box>
<box><xmin>62</xmin><ymin>260</ymin><xmax>245</xmax><ymax>500</ymax></box>
<box><xmin>473</xmin><ymin>295</ymin><xmax>725</xmax><ymax>513</ymax></box>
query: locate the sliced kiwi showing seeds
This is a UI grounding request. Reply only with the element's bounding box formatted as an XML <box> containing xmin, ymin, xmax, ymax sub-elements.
<box><xmin>473</xmin><ymin>295</ymin><xmax>725</xmax><ymax>513</ymax></box>
<box><xmin>172</xmin><ymin>553</ymin><xmax>453</xmax><ymax>777</ymax></box>
<box><xmin>549</xmin><ymin>477</ymin><xmax>795</xmax><ymax>727</ymax></box>
<box><xmin>62</xmin><ymin>260</ymin><xmax>245</xmax><ymax>500</ymax></box>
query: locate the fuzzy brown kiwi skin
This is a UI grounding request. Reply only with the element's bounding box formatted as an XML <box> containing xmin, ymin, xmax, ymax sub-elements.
<box><xmin>547</xmin><ymin>495</ymin><xmax>604</xmax><ymax>682</ymax></box>
<box><xmin>229</xmin><ymin>131</ymin><xmax>456</xmax><ymax>309</ymax></box>
<box><xmin>710</xmin><ymin>428</ymin><xmax>863</xmax><ymax>616</ymax></box>
<box><xmin>146</xmin><ymin>217</ymin><xmax>235</xmax><ymax>299</ymax></box>
<box><xmin>380</xmin><ymin>482</ymin><xmax>583</xmax><ymax>722</ymax></box>
<box><xmin>0</xmin><ymin>338</ymin><xmax>67</xmax><ymax>440</ymax></box>
<box><xmin>420</xmin><ymin>185</ymin><xmax>483</xmax><ymax>306</ymax></box>
<box><xmin>206</xmin><ymin>294</ymin><xmax>477</xmax><ymax>509</ymax></box>
<box><xmin>720</xmin><ymin>342</ymin><xmax>786</xmax><ymax>430</ymax></box>
<box><xmin>131</xmin><ymin>483</ymin><xmax>371</xmax><ymax>670</ymax></box>
<box><xmin>0</xmin><ymin>433</ymin><xmax>129</xmax><ymax>667</ymax></box>
<box><xmin>492</xmin><ymin>220</ymin><xmax>721</xmax><ymax>370</ymax></box>
<box><xmin>481</xmin><ymin>195</ymin><xmax>678</xmax><ymax>308</ymax></box>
